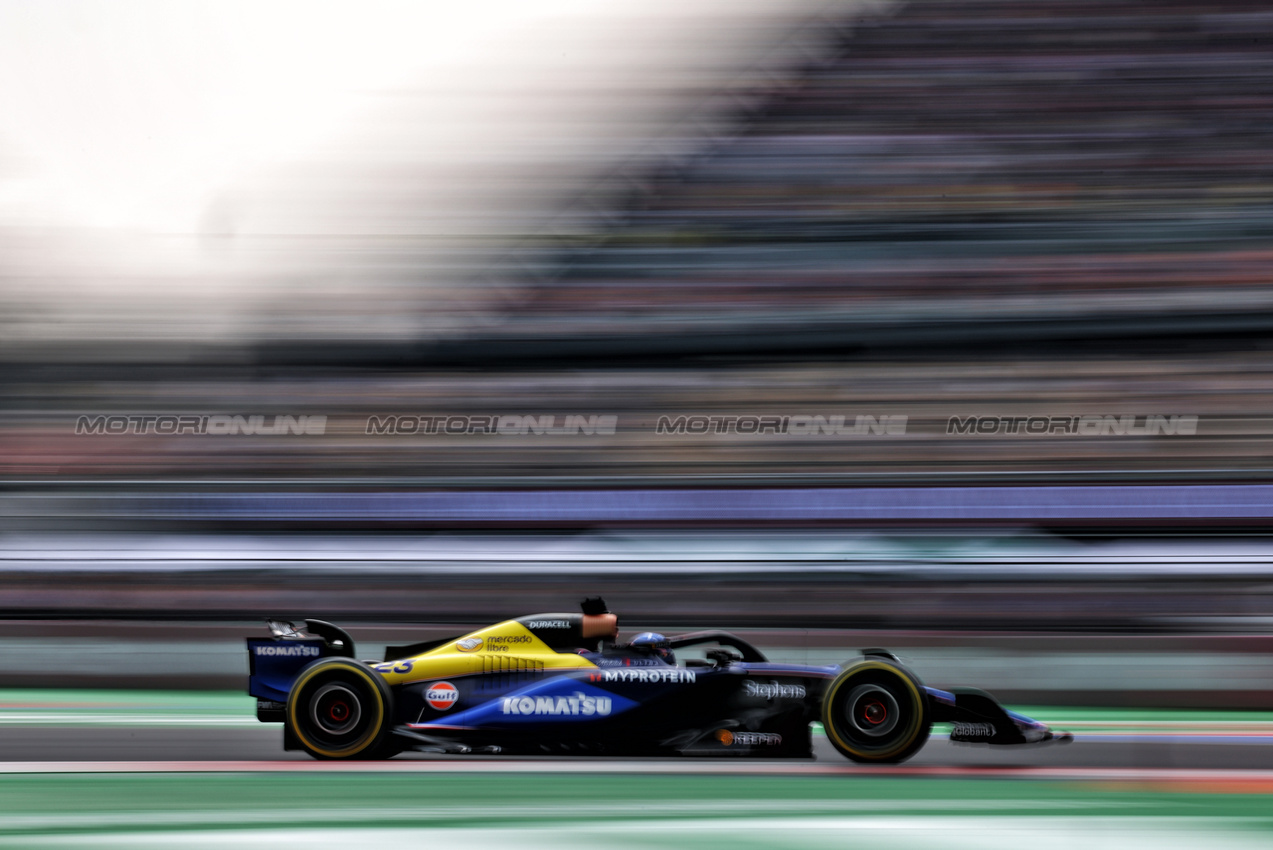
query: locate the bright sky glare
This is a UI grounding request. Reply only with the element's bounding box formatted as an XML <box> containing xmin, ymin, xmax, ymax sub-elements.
<box><xmin>0</xmin><ymin>0</ymin><xmax>607</xmax><ymax>231</ymax></box>
<box><xmin>0</xmin><ymin>0</ymin><xmax>849</xmax><ymax>346</ymax></box>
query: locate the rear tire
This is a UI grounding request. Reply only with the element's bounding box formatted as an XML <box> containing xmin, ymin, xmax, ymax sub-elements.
<box><xmin>821</xmin><ymin>658</ymin><xmax>930</xmax><ymax>764</ymax></box>
<box><xmin>286</xmin><ymin>658</ymin><xmax>395</xmax><ymax>760</ymax></box>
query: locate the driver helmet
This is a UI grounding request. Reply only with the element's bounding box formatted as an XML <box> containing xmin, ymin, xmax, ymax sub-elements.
<box><xmin>628</xmin><ymin>631</ymin><xmax>675</xmax><ymax>664</ymax></box>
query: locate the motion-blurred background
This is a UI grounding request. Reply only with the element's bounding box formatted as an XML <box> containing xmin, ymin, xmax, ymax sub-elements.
<box><xmin>3</xmin><ymin>0</ymin><xmax>1273</xmax><ymax>709</ymax></box>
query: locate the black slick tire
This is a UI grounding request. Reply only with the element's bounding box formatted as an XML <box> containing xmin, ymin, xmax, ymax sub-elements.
<box><xmin>286</xmin><ymin>658</ymin><xmax>395</xmax><ymax>760</ymax></box>
<box><xmin>821</xmin><ymin>658</ymin><xmax>931</xmax><ymax>764</ymax></box>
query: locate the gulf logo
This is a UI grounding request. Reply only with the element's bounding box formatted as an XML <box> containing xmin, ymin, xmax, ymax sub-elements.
<box><xmin>426</xmin><ymin>682</ymin><xmax>459</xmax><ymax>711</ymax></box>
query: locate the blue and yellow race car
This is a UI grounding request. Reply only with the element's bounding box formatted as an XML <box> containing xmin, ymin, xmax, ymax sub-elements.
<box><xmin>247</xmin><ymin>598</ymin><xmax>1068</xmax><ymax>762</ymax></box>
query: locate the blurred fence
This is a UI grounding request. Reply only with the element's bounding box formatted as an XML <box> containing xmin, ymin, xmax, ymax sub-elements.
<box><xmin>6</xmin><ymin>352</ymin><xmax>1273</xmax><ymax>486</ymax></box>
<box><xmin>9</xmin><ymin>484</ymin><xmax>1273</xmax><ymax>531</ymax></box>
<box><xmin>2</xmin><ymin>531</ymin><xmax>1271</xmax><ymax>704</ymax></box>
<box><xmin>0</xmin><ymin>625</ymin><xmax>1270</xmax><ymax>708</ymax></box>
<box><xmin>3</xmin><ymin>530</ymin><xmax>1273</xmax><ymax>631</ymax></box>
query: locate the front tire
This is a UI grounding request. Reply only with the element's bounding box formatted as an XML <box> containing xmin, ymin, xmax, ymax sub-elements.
<box><xmin>286</xmin><ymin>658</ymin><xmax>395</xmax><ymax>759</ymax></box>
<box><xmin>821</xmin><ymin>658</ymin><xmax>930</xmax><ymax>764</ymax></box>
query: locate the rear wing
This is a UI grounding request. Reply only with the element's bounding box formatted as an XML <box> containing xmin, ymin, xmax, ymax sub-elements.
<box><xmin>246</xmin><ymin>619</ymin><xmax>356</xmax><ymax>721</ymax></box>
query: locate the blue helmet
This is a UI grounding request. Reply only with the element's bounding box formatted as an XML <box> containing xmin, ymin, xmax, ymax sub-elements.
<box><xmin>628</xmin><ymin>632</ymin><xmax>674</xmax><ymax>663</ymax></box>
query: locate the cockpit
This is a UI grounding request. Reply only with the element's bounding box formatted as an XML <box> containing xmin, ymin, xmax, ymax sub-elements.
<box><xmin>572</xmin><ymin>597</ymin><xmax>771</xmax><ymax>668</ymax></box>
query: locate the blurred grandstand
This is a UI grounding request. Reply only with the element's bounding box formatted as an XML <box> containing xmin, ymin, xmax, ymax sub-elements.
<box><xmin>4</xmin><ymin>1</ymin><xmax>1273</xmax><ymax>491</ymax></box>
<box><xmin>496</xmin><ymin>0</ymin><xmax>1273</xmax><ymax>354</ymax></box>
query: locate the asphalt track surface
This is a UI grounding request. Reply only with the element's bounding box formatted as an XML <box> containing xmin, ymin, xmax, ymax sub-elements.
<box><xmin>3</xmin><ymin>723</ymin><xmax>1272</xmax><ymax>771</ymax></box>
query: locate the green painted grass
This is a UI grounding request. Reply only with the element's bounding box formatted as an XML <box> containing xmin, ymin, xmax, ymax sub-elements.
<box><xmin>0</xmin><ymin>690</ymin><xmax>252</xmax><ymax>726</ymax></box>
<box><xmin>0</xmin><ymin>773</ymin><xmax>1267</xmax><ymax>837</ymax></box>
<box><xmin>0</xmin><ymin>690</ymin><xmax>248</xmax><ymax>713</ymax></box>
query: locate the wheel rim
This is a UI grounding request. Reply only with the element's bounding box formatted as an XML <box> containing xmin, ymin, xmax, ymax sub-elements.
<box><xmin>823</xmin><ymin>662</ymin><xmax>929</xmax><ymax>762</ymax></box>
<box><xmin>844</xmin><ymin>683</ymin><xmax>900</xmax><ymax>738</ymax></box>
<box><xmin>309</xmin><ymin>683</ymin><xmax>363</xmax><ymax>737</ymax></box>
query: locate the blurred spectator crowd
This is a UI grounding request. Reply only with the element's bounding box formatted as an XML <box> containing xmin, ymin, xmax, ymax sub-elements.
<box><xmin>516</xmin><ymin>1</ymin><xmax>1273</xmax><ymax>338</ymax></box>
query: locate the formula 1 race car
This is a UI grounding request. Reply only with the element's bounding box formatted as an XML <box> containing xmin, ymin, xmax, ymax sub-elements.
<box><xmin>247</xmin><ymin>598</ymin><xmax>1070</xmax><ymax>762</ymax></box>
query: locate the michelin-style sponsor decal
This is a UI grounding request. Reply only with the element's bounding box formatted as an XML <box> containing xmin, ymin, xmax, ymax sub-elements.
<box><xmin>426</xmin><ymin>682</ymin><xmax>459</xmax><ymax>711</ymax></box>
<box><xmin>456</xmin><ymin>637</ymin><xmax>483</xmax><ymax>652</ymax></box>
<box><xmin>716</xmin><ymin>730</ymin><xmax>783</xmax><ymax>746</ymax></box>
<box><xmin>744</xmin><ymin>680</ymin><xmax>806</xmax><ymax>700</ymax></box>
<box><xmin>950</xmin><ymin>722</ymin><xmax>997</xmax><ymax>740</ymax></box>
<box><xmin>502</xmin><ymin>692</ymin><xmax>612</xmax><ymax>717</ymax></box>
<box><xmin>526</xmin><ymin>620</ymin><xmax>571</xmax><ymax>629</ymax></box>
<box><xmin>253</xmin><ymin>644</ymin><xmax>320</xmax><ymax>657</ymax></box>
<box><xmin>589</xmin><ymin>669</ymin><xmax>696</xmax><ymax>684</ymax></box>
